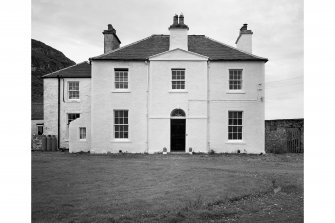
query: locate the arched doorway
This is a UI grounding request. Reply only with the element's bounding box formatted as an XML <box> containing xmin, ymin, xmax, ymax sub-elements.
<box><xmin>170</xmin><ymin>109</ymin><xmax>186</xmax><ymax>152</ymax></box>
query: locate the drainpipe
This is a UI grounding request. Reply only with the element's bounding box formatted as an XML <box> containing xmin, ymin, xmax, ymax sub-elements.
<box><xmin>57</xmin><ymin>74</ymin><xmax>62</xmax><ymax>149</ymax></box>
<box><xmin>207</xmin><ymin>61</ymin><xmax>210</xmax><ymax>152</ymax></box>
<box><xmin>145</xmin><ymin>60</ymin><xmax>150</xmax><ymax>153</ymax></box>
<box><xmin>62</xmin><ymin>78</ymin><xmax>65</xmax><ymax>102</ymax></box>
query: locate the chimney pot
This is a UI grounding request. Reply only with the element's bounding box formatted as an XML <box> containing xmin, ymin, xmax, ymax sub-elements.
<box><xmin>240</xmin><ymin>24</ymin><xmax>248</xmax><ymax>31</ymax></box>
<box><xmin>179</xmin><ymin>14</ymin><xmax>184</xmax><ymax>25</ymax></box>
<box><xmin>173</xmin><ymin>14</ymin><xmax>178</xmax><ymax>25</ymax></box>
<box><xmin>108</xmin><ymin>24</ymin><xmax>113</xmax><ymax>30</ymax></box>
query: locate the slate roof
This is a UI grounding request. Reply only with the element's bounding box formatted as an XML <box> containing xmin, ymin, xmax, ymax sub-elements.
<box><xmin>42</xmin><ymin>61</ymin><xmax>91</xmax><ymax>78</ymax></box>
<box><xmin>90</xmin><ymin>35</ymin><xmax>268</xmax><ymax>62</ymax></box>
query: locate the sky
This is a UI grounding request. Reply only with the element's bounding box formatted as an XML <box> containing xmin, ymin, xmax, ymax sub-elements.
<box><xmin>31</xmin><ymin>0</ymin><xmax>303</xmax><ymax>120</ymax></box>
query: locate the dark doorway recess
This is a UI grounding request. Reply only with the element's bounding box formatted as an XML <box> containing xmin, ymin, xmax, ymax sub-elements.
<box><xmin>170</xmin><ymin>119</ymin><xmax>186</xmax><ymax>152</ymax></box>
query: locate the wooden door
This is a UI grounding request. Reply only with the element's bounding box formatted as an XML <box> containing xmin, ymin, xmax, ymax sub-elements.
<box><xmin>170</xmin><ymin>119</ymin><xmax>186</xmax><ymax>152</ymax></box>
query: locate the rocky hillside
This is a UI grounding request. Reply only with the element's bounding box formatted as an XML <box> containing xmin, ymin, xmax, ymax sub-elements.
<box><xmin>31</xmin><ymin>39</ymin><xmax>75</xmax><ymax>103</ymax></box>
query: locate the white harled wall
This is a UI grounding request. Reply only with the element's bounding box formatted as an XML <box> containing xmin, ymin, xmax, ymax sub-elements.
<box><xmin>90</xmin><ymin>61</ymin><xmax>148</xmax><ymax>153</ymax></box>
<box><xmin>44</xmin><ymin>78</ymin><xmax>91</xmax><ymax>149</ymax></box>
<box><xmin>148</xmin><ymin>53</ymin><xmax>208</xmax><ymax>153</ymax></box>
<box><xmin>44</xmin><ymin>56</ymin><xmax>265</xmax><ymax>154</ymax></box>
<box><xmin>208</xmin><ymin>61</ymin><xmax>265</xmax><ymax>153</ymax></box>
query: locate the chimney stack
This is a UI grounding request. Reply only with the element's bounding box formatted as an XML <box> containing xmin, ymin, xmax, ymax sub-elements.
<box><xmin>102</xmin><ymin>24</ymin><xmax>121</xmax><ymax>54</ymax></box>
<box><xmin>168</xmin><ymin>14</ymin><xmax>189</xmax><ymax>51</ymax></box>
<box><xmin>235</xmin><ymin>24</ymin><xmax>253</xmax><ymax>53</ymax></box>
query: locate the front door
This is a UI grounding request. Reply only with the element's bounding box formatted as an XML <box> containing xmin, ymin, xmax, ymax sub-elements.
<box><xmin>170</xmin><ymin>119</ymin><xmax>186</xmax><ymax>152</ymax></box>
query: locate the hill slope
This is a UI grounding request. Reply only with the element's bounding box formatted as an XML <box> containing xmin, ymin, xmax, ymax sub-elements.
<box><xmin>31</xmin><ymin>39</ymin><xmax>75</xmax><ymax>103</ymax></box>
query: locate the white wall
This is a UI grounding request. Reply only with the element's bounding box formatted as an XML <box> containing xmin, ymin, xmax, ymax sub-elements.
<box><xmin>44</xmin><ymin>79</ymin><xmax>58</xmax><ymax>136</ymax></box>
<box><xmin>69</xmin><ymin>114</ymin><xmax>91</xmax><ymax>153</ymax></box>
<box><xmin>91</xmin><ymin>61</ymin><xmax>148</xmax><ymax>153</ymax></box>
<box><xmin>236</xmin><ymin>34</ymin><xmax>253</xmax><ymax>53</ymax></box>
<box><xmin>44</xmin><ymin>59</ymin><xmax>265</xmax><ymax>154</ymax></box>
<box><xmin>209</xmin><ymin>61</ymin><xmax>265</xmax><ymax>153</ymax></box>
<box><xmin>148</xmin><ymin>56</ymin><xmax>208</xmax><ymax>153</ymax></box>
<box><xmin>169</xmin><ymin>29</ymin><xmax>188</xmax><ymax>50</ymax></box>
<box><xmin>44</xmin><ymin>78</ymin><xmax>91</xmax><ymax>148</ymax></box>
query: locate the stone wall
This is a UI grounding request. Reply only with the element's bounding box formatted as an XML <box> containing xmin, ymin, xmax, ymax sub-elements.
<box><xmin>265</xmin><ymin>119</ymin><xmax>304</xmax><ymax>153</ymax></box>
<box><xmin>31</xmin><ymin>135</ymin><xmax>44</xmax><ymax>151</ymax></box>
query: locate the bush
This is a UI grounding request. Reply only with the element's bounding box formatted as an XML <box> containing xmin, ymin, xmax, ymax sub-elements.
<box><xmin>208</xmin><ymin>149</ymin><xmax>215</xmax><ymax>155</ymax></box>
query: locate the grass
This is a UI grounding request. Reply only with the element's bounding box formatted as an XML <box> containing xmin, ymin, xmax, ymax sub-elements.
<box><xmin>32</xmin><ymin>152</ymin><xmax>303</xmax><ymax>222</ymax></box>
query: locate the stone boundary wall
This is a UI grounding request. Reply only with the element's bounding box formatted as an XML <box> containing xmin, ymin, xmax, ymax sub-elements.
<box><xmin>32</xmin><ymin>135</ymin><xmax>44</xmax><ymax>151</ymax></box>
<box><xmin>265</xmin><ymin>119</ymin><xmax>304</xmax><ymax>153</ymax></box>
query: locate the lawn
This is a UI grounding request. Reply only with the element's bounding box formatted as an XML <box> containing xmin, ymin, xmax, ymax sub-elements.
<box><xmin>32</xmin><ymin>152</ymin><xmax>303</xmax><ymax>222</ymax></box>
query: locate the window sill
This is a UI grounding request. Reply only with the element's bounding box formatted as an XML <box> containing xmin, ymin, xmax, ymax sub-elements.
<box><xmin>226</xmin><ymin>140</ymin><xmax>245</xmax><ymax>144</ymax></box>
<box><xmin>67</xmin><ymin>99</ymin><xmax>81</xmax><ymax>103</ymax></box>
<box><xmin>112</xmin><ymin>90</ymin><xmax>131</xmax><ymax>93</ymax></box>
<box><xmin>79</xmin><ymin>139</ymin><xmax>87</xmax><ymax>142</ymax></box>
<box><xmin>226</xmin><ymin>90</ymin><xmax>245</xmax><ymax>94</ymax></box>
<box><xmin>168</xmin><ymin>90</ymin><xmax>188</xmax><ymax>93</ymax></box>
<box><xmin>112</xmin><ymin>139</ymin><xmax>131</xmax><ymax>143</ymax></box>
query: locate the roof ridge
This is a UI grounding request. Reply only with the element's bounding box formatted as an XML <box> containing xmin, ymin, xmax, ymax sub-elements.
<box><xmin>204</xmin><ymin>36</ymin><xmax>268</xmax><ymax>61</ymax></box>
<box><xmin>42</xmin><ymin>61</ymin><xmax>88</xmax><ymax>78</ymax></box>
<box><xmin>90</xmin><ymin>35</ymin><xmax>156</xmax><ymax>60</ymax></box>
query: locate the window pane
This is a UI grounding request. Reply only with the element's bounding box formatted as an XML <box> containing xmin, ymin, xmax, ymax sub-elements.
<box><xmin>114</xmin><ymin>110</ymin><xmax>128</xmax><ymax>139</ymax></box>
<box><xmin>228</xmin><ymin>133</ymin><xmax>232</xmax><ymax>140</ymax></box>
<box><xmin>171</xmin><ymin>69</ymin><xmax>185</xmax><ymax>89</ymax></box>
<box><xmin>228</xmin><ymin>111</ymin><xmax>243</xmax><ymax>140</ymax></box>
<box><xmin>79</xmin><ymin>127</ymin><xmax>86</xmax><ymax>139</ymax></box>
<box><xmin>115</xmin><ymin>70</ymin><xmax>128</xmax><ymax>89</ymax></box>
<box><xmin>229</xmin><ymin>70</ymin><xmax>242</xmax><ymax>90</ymax></box>
<box><xmin>115</xmin><ymin>125</ymin><xmax>120</xmax><ymax>131</ymax></box>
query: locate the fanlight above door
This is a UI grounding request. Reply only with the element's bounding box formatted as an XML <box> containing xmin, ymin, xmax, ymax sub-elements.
<box><xmin>170</xmin><ymin>109</ymin><xmax>186</xmax><ymax>117</ymax></box>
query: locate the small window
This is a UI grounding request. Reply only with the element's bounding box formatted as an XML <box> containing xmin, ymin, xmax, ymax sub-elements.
<box><xmin>229</xmin><ymin>70</ymin><xmax>242</xmax><ymax>90</ymax></box>
<box><xmin>172</xmin><ymin>69</ymin><xmax>185</xmax><ymax>89</ymax></box>
<box><xmin>68</xmin><ymin>81</ymin><xmax>80</xmax><ymax>99</ymax></box>
<box><xmin>37</xmin><ymin>124</ymin><xmax>44</xmax><ymax>135</ymax></box>
<box><xmin>114</xmin><ymin>110</ymin><xmax>129</xmax><ymax>139</ymax></box>
<box><xmin>115</xmin><ymin>69</ymin><xmax>128</xmax><ymax>89</ymax></box>
<box><xmin>79</xmin><ymin>127</ymin><xmax>86</xmax><ymax>140</ymax></box>
<box><xmin>68</xmin><ymin>113</ymin><xmax>80</xmax><ymax>125</ymax></box>
<box><xmin>228</xmin><ymin>111</ymin><xmax>243</xmax><ymax>140</ymax></box>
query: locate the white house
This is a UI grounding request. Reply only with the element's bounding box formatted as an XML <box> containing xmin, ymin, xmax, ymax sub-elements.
<box><xmin>43</xmin><ymin>14</ymin><xmax>268</xmax><ymax>154</ymax></box>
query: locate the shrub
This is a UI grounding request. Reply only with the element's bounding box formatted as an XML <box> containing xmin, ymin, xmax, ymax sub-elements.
<box><xmin>208</xmin><ymin>149</ymin><xmax>215</xmax><ymax>155</ymax></box>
